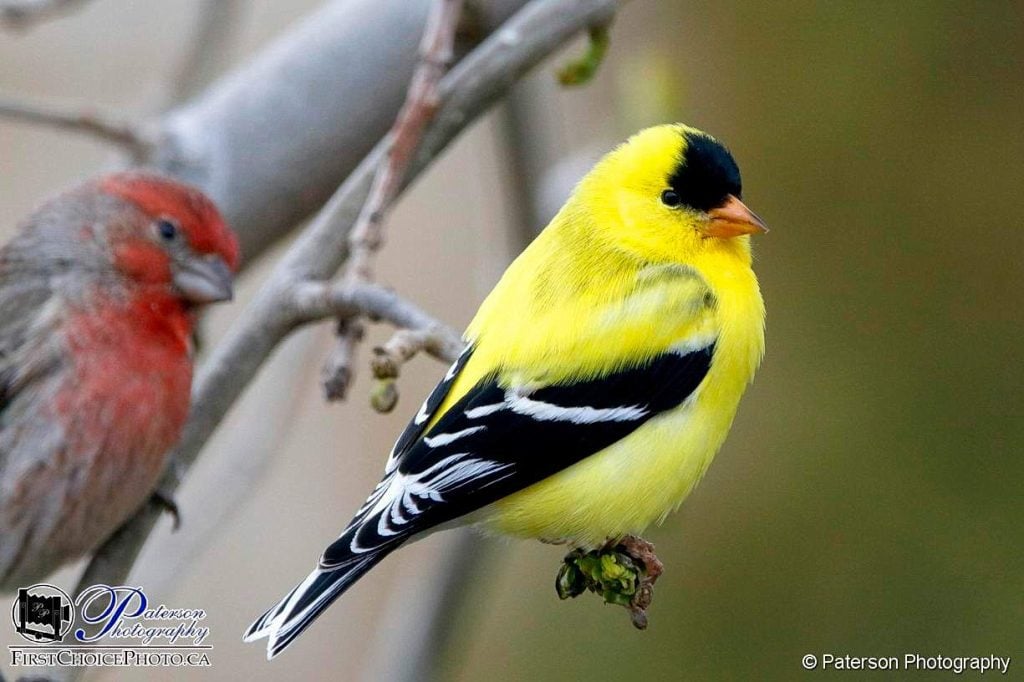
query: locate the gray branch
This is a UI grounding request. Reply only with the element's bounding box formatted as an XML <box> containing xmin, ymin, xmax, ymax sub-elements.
<box><xmin>0</xmin><ymin>1</ymin><xmax>532</xmax><ymax>263</ymax></box>
<box><xmin>0</xmin><ymin>93</ymin><xmax>155</xmax><ymax>160</ymax></box>
<box><xmin>153</xmin><ymin>0</ymin><xmax>533</xmax><ymax>262</ymax></box>
<box><xmin>0</xmin><ymin>0</ymin><xmax>90</xmax><ymax>30</ymax></box>
<box><xmin>165</xmin><ymin>0</ymin><xmax>246</xmax><ymax>106</ymax></box>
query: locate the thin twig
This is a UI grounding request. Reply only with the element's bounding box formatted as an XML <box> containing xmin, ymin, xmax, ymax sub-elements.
<box><xmin>345</xmin><ymin>0</ymin><xmax>464</xmax><ymax>284</ymax></box>
<box><xmin>322</xmin><ymin>0</ymin><xmax>463</xmax><ymax>396</ymax></box>
<box><xmin>68</xmin><ymin>0</ymin><xmax>621</xmax><ymax>667</ymax></box>
<box><xmin>0</xmin><ymin>0</ymin><xmax>90</xmax><ymax>30</ymax></box>
<box><xmin>370</xmin><ymin>326</ymin><xmax>462</xmax><ymax>412</ymax></box>
<box><xmin>372</xmin><ymin>327</ymin><xmax>455</xmax><ymax>378</ymax></box>
<box><xmin>321</xmin><ymin>319</ymin><xmax>365</xmax><ymax>401</ymax></box>
<box><xmin>0</xmin><ymin>93</ymin><xmax>154</xmax><ymax>160</ymax></box>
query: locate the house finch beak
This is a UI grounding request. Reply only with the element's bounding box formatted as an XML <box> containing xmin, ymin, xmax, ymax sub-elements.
<box><xmin>0</xmin><ymin>172</ymin><xmax>240</xmax><ymax>590</ymax></box>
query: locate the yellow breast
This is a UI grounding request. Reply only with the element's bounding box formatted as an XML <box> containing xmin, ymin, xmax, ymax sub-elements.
<box><xmin>475</xmin><ymin>245</ymin><xmax>765</xmax><ymax>547</ymax></box>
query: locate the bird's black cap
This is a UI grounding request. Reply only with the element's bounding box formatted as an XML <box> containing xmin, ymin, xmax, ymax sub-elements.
<box><xmin>668</xmin><ymin>130</ymin><xmax>742</xmax><ymax>212</ymax></box>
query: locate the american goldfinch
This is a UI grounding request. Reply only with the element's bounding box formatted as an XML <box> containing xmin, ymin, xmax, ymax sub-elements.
<box><xmin>245</xmin><ymin>124</ymin><xmax>766</xmax><ymax>658</ymax></box>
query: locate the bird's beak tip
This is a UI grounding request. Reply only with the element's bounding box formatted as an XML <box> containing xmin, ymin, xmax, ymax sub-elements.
<box><xmin>173</xmin><ymin>255</ymin><xmax>234</xmax><ymax>304</ymax></box>
<box><xmin>702</xmin><ymin>195</ymin><xmax>769</xmax><ymax>239</ymax></box>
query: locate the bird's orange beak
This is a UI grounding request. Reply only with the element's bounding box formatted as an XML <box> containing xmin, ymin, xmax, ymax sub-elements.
<box><xmin>700</xmin><ymin>194</ymin><xmax>769</xmax><ymax>239</ymax></box>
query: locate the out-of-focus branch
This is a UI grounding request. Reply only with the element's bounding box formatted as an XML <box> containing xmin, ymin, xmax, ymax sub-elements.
<box><xmin>557</xmin><ymin>22</ymin><xmax>611</xmax><ymax>86</ymax></box>
<box><xmin>154</xmin><ymin>0</ymin><xmax>532</xmax><ymax>262</ymax></box>
<box><xmin>0</xmin><ymin>93</ymin><xmax>154</xmax><ymax>160</ymax></box>
<box><xmin>167</xmin><ymin>0</ymin><xmax>245</xmax><ymax>105</ymax></box>
<box><xmin>0</xmin><ymin>1</ymin><xmax>531</xmax><ymax>263</ymax></box>
<box><xmin>0</xmin><ymin>0</ymin><xmax>90</xmax><ymax>30</ymax></box>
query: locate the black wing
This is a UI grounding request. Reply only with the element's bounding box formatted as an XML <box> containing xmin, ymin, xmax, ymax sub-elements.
<box><xmin>326</xmin><ymin>342</ymin><xmax>715</xmax><ymax>564</ymax></box>
<box><xmin>244</xmin><ymin>342</ymin><xmax>715</xmax><ymax>658</ymax></box>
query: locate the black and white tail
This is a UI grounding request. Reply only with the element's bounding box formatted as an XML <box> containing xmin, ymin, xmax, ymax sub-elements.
<box><xmin>242</xmin><ymin>524</ymin><xmax>404</xmax><ymax>659</ymax></box>
<box><xmin>240</xmin><ymin>349</ymin><xmax>477</xmax><ymax>660</ymax></box>
<box><xmin>243</xmin><ymin>463</ymin><xmax>417</xmax><ymax>658</ymax></box>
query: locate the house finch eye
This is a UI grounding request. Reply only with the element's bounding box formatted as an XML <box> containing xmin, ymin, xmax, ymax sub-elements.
<box><xmin>156</xmin><ymin>218</ymin><xmax>179</xmax><ymax>241</ymax></box>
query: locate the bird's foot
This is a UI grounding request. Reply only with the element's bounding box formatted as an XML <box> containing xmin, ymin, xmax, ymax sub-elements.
<box><xmin>555</xmin><ymin>534</ymin><xmax>663</xmax><ymax>630</ymax></box>
<box><xmin>150</xmin><ymin>489</ymin><xmax>181</xmax><ymax>531</ymax></box>
<box><xmin>616</xmin><ymin>535</ymin><xmax>664</xmax><ymax>629</ymax></box>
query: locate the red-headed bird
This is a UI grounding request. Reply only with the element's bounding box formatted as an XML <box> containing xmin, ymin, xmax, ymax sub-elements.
<box><xmin>0</xmin><ymin>172</ymin><xmax>239</xmax><ymax>590</ymax></box>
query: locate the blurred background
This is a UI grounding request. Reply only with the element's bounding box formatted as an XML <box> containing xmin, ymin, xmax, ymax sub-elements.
<box><xmin>1</xmin><ymin>0</ymin><xmax>1022</xmax><ymax>680</ymax></box>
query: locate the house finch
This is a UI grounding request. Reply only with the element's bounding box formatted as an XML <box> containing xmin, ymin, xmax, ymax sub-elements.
<box><xmin>0</xmin><ymin>172</ymin><xmax>239</xmax><ymax>591</ymax></box>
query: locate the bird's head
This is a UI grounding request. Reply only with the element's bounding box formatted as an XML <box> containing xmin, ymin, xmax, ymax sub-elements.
<box><xmin>577</xmin><ymin>124</ymin><xmax>766</xmax><ymax>263</ymax></box>
<box><xmin>93</xmin><ymin>172</ymin><xmax>240</xmax><ymax>305</ymax></box>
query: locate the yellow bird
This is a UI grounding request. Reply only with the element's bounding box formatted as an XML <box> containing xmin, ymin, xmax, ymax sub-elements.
<box><xmin>245</xmin><ymin>124</ymin><xmax>766</xmax><ymax>658</ymax></box>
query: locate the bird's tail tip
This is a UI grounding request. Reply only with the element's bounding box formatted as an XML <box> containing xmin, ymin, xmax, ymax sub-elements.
<box><xmin>241</xmin><ymin>547</ymin><xmax>392</xmax><ymax>659</ymax></box>
<box><xmin>241</xmin><ymin>587</ymin><xmax>294</xmax><ymax>660</ymax></box>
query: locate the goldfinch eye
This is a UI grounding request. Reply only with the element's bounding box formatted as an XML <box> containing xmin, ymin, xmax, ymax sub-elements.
<box><xmin>660</xmin><ymin>190</ymin><xmax>682</xmax><ymax>208</ymax></box>
<box><xmin>156</xmin><ymin>219</ymin><xmax>179</xmax><ymax>242</ymax></box>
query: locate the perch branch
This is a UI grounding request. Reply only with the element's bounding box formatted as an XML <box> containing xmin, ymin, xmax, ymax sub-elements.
<box><xmin>66</xmin><ymin>0</ymin><xmax>621</xmax><ymax>669</ymax></box>
<box><xmin>0</xmin><ymin>93</ymin><xmax>153</xmax><ymax>159</ymax></box>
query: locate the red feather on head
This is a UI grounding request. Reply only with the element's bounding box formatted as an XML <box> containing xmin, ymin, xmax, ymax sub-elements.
<box><xmin>100</xmin><ymin>172</ymin><xmax>241</xmax><ymax>272</ymax></box>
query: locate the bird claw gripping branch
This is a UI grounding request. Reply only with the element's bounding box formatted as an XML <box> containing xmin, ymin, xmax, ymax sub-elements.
<box><xmin>150</xmin><ymin>489</ymin><xmax>182</xmax><ymax>532</ymax></box>
<box><xmin>555</xmin><ymin>535</ymin><xmax>664</xmax><ymax>629</ymax></box>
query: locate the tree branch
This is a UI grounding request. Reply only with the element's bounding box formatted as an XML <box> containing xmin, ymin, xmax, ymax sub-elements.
<box><xmin>166</xmin><ymin>0</ymin><xmax>245</xmax><ymax>106</ymax></box>
<box><xmin>0</xmin><ymin>0</ymin><xmax>91</xmax><ymax>31</ymax></box>
<box><xmin>557</xmin><ymin>22</ymin><xmax>612</xmax><ymax>86</ymax></box>
<box><xmin>320</xmin><ymin>319</ymin><xmax>364</xmax><ymax>402</ymax></box>
<box><xmin>0</xmin><ymin>93</ymin><xmax>154</xmax><ymax>160</ymax></box>
<box><xmin>345</xmin><ymin>0</ymin><xmax>463</xmax><ymax>284</ymax></box>
<box><xmin>322</xmin><ymin>0</ymin><xmax>463</xmax><ymax>397</ymax></box>
<box><xmin>0</xmin><ymin>1</ymin><xmax>533</xmax><ymax>264</ymax></box>
<box><xmin>153</xmin><ymin>0</ymin><xmax>533</xmax><ymax>262</ymax></box>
